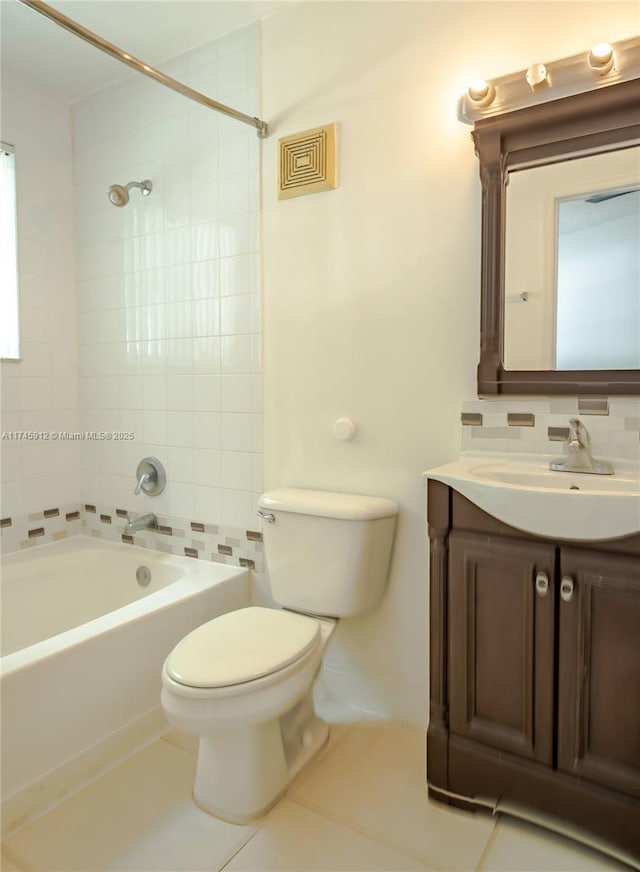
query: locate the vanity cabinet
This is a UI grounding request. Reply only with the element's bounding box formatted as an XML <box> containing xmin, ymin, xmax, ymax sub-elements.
<box><xmin>427</xmin><ymin>481</ymin><xmax>640</xmax><ymax>857</ymax></box>
<box><xmin>557</xmin><ymin>548</ymin><xmax>640</xmax><ymax>800</ymax></box>
<box><xmin>449</xmin><ymin>533</ymin><xmax>556</xmax><ymax>766</ymax></box>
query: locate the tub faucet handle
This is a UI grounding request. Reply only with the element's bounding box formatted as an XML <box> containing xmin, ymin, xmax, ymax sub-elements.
<box><xmin>133</xmin><ymin>457</ymin><xmax>166</xmax><ymax>496</ymax></box>
<box><xmin>134</xmin><ymin>470</ymin><xmax>150</xmax><ymax>495</ymax></box>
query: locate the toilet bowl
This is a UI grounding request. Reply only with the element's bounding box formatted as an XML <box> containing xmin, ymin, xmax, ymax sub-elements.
<box><xmin>160</xmin><ymin>488</ymin><xmax>398</xmax><ymax>823</ymax></box>
<box><xmin>161</xmin><ymin>606</ymin><xmax>335</xmax><ymax>822</ymax></box>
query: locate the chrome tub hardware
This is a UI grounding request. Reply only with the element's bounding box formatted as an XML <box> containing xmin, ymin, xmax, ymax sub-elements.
<box><xmin>108</xmin><ymin>179</ymin><xmax>152</xmax><ymax>208</ymax></box>
<box><xmin>549</xmin><ymin>418</ymin><xmax>614</xmax><ymax>475</ymax></box>
<box><xmin>136</xmin><ymin>566</ymin><xmax>152</xmax><ymax>587</ymax></box>
<box><xmin>134</xmin><ymin>457</ymin><xmax>166</xmax><ymax>495</ymax></box>
<box><xmin>257</xmin><ymin>510</ymin><xmax>276</xmax><ymax>523</ymax></box>
<box><xmin>124</xmin><ymin>513</ymin><xmax>158</xmax><ymax>534</ymax></box>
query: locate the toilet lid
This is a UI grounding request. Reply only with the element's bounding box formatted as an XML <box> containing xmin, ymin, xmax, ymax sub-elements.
<box><xmin>165</xmin><ymin>606</ymin><xmax>321</xmax><ymax>688</ymax></box>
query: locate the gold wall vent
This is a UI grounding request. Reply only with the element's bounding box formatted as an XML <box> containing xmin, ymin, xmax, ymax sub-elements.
<box><xmin>278</xmin><ymin>123</ymin><xmax>337</xmax><ymax>200</ymax></box>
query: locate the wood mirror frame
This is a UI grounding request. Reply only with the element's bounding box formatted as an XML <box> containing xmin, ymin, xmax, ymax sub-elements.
<box><xmin>474</xmin><ymin>77</ymin><xmax>640</xmax><ymax>396</ymax></box>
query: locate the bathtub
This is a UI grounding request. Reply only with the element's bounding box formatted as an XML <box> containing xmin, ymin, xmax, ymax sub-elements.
<box><xmin>0</xmin><ymin>536</ymin><xmax>250</xmax><ymax>835</ymax></box>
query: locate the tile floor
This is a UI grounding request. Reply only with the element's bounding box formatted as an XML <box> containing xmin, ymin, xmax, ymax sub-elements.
<box><xmin>1</xmin><ymin>718</ymin><xmax>637</xmax><ymax>872</ymax></box>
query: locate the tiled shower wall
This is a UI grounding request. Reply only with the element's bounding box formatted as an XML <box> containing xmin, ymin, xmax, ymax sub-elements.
<box><xmin>1</xmin><ymin>27</ymin><xmax>263</xmax><ymax>559</ymax></box>
<box><xmin>74</xmin><ymin>26</ymin><xmax>262</xmax><ymax>532</ymax></box>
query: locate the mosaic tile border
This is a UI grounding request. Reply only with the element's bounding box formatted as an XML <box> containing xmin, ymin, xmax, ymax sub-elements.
<box><xmin>80</xmin><ymin>504</ymin><xmax>264</xmax><ymax>571</ymax></box>
<box><xmin>1</xmin><ymin>502</ymin><xmax>264</xmax><ymax>570</ymax></box>
<box><xmin>0</xmin><ymin>503</ymin><xmax>82</xmax><ymax>554</ymax></box>
<box><xmin>460</xmin><ymin>397</ymin><xmax>640</xmax><ymax>460</ymax></box>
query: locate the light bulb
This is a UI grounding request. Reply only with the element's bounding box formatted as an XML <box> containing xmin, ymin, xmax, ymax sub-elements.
<box><xmin>467</xmin><ymin>79</ymin><xmax>495</xmax><ymax>107</ymax></box>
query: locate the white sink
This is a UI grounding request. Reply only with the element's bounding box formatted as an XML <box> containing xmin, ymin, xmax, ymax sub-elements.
<box><xmin>469</xmin><ymin>462</ymin><xmax>640</xmax><ymax>494</ymax></box>
<box><xmin>425</xmin><ymin>454</ymin><xmax>640</xmax><ymax>541</ymax></box>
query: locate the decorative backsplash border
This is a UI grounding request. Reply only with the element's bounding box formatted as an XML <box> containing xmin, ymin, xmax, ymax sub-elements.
<box><xmin>0</xmin><ymin>504</ymin><xmax>82</xmax><ymax>554</ymax></box>
<box><xmin>460</xmin><ymin>397</ymin><xmax>640</xmax><ymax>460</ymax></box>
<box><xmin>0</xmin><ymin>503</ymin><xmax>264</xmax><ymax>569</ymax></box>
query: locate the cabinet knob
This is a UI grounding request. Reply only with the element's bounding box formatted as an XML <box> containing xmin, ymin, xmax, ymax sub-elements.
<box><xmin>560</xmin><ymin>576</ymin><xmax>575</xmax><ymax>602</ymax></box>
<box><xmin>535</xmin><ymin>571</ymin><xmax>549</xmax><ymax>597</ymax></box>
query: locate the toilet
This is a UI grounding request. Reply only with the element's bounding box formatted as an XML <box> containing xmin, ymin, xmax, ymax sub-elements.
<box><xmin>160</xmin><ymin>488</ymin><xmax>398</xmax><ymax>823</ymax></box>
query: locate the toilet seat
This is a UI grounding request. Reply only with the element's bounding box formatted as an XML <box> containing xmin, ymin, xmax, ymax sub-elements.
<box><xmin>165</xmin><ymin>606</ymin><xmax>321</xmax><ymax>689</ymax></box>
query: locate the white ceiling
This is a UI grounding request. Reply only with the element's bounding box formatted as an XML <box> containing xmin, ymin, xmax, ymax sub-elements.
<box><xmin>0</xmin><ymin>0</ymin><xmax>289</xmax><ymax>103</ymax></box>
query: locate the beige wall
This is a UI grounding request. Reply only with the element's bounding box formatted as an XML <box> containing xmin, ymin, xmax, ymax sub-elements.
<box><xmin>261</xmin><ymin>2</ymin><xmax>639</xmax><ymax>722</ymax></box>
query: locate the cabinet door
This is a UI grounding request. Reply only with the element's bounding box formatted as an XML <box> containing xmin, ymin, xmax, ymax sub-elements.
<box><xmin>558</xmin><ymin>548</ymin><xmax>640</xmax><ymax>798</ymax></box>
<box><xmin>449</xmin><ymin>532</ymin><xmax>556</xmax><ymax>764</ymax></box>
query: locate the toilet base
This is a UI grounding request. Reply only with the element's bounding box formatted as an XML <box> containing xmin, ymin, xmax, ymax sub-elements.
<box><xmin>192</xmin><ymin>691</ymin><xmax>329</xmax><ymax>823</ymax></box>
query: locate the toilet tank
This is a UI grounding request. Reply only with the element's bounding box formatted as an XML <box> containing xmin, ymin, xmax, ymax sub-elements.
<box><xmin>258</xmin><ymin>488</ymin><xmax>398</xmax><ymax>618</ymax></box>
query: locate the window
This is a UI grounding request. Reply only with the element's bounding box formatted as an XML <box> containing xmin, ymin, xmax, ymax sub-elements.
<box><xmin>1</xmin><ymin>142</ymin><xmax>20</xmax><ymax>360</ymax></box>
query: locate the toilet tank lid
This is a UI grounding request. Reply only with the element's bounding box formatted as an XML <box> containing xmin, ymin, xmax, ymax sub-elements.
<box><xmin>259</xmin><ymin>488</ymin><xmax>399</xmax><ymax>520</ymax></box>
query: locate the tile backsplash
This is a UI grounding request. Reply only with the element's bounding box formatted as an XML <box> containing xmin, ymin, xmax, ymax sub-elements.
<box><xmin>0</xmin><ymin>501</ymin><xmax>264</xmax><ymax>568</ymax></box>
<box><xmin>461</xmin><ymin>397</ymin><xmax>640</xmax><ymax>461</ymax></box>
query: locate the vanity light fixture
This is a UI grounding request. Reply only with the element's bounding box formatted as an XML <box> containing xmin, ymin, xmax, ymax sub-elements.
<box><xmin>525</xmin><ymin>63</ymin><xmax>549</xmax><ymax>90</ymax></box>
<box><xmin>467</xmin><ymin>79</ymin><xmax>496</xmax><ymax>108</ymax></box>
<box><xmin>589</xmin><ymin>42</ymin><xmax>615</xmax><ymax>76</ymax></box>
<box><xmin>457</xmin><ymin>35</ymin><xmax>639</xmax><ymax>124</ymax></box>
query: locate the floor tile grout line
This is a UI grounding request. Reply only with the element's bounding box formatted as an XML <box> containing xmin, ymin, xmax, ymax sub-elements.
<box><xmin>473</xmin><ymin>813</ymin><xmax>501</xmax><ymax>872</ymax></box>
<box><xmin>0</xmin><ymin>846</ymin><xmax>27</xmax><ymax>872</ymax></box>
<box><xmin>215</xmin><ymin>825</ymin><xmax>265</xmax><ymax>872</ymax></box>
<box><xmin>286</xmin><ymin>794</ymin><xmax>455</xmax><ymax>872</ymax></box>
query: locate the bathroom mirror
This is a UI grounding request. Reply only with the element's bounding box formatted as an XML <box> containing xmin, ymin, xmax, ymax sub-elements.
<box><xmin>473</xmin><ymin>77</ymin><xmax>640</xmax><ymax>395</ymax></box>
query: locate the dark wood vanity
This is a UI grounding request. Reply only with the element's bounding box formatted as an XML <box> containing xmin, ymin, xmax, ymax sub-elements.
<box><xmin>426</xmin><ymin>480</ymin><xmax>640</xmax><ymax>857</ymax></box>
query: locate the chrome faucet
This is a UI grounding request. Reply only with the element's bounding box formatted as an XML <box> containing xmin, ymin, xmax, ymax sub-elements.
<box><xmin>549</xmin><ymin>418</ymin><xmax>613</xmax><ymax>475</ymax></box>
<box><xmin>124</xmin><ymin>513</ymin><xmax>158</xmax><ymax>534</ymax></box>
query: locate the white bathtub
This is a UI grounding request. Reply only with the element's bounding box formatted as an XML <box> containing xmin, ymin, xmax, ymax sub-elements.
<box><xmin>0</xmin><ymin>537</ymin><xmax>250</xmax><ymax>835</ymax></box>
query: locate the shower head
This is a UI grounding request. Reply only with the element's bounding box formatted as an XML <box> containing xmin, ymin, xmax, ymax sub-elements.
<box><xmin>107</xmin><ymin>179</ymin><xmax>152</xmax><ymax>207</ymax></box>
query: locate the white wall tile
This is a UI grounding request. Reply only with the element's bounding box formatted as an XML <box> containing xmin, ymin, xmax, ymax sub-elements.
<box><xmin>222</xmin><ymin>488</ymin><xmax>253</xmax><ymax>528</ymax></box>
<box><xmin>192</xmin><ymin>298</ymin><xmax>220</xmax><ymax>337</ymax></box>
<box><xmin>192</xmin><ymin>412</ymin><xmax>222</xmax><ymax>450</ymax></box>
<box><xmin>190</xmin><ymin>179</ymin><xmax>219</xmax><ymax>225</ymax></box>
<box><xmin>221</xmin><ymin>413</ymin><xmax>252</xmax><ymax>452</ymax></box>
<box><xmin>219</xmin><ymin>254</ymin><xmax>252</xmax><ymax>296</ymax></box>
<box><xmin>192</xmin><ymin>260</ymin><xmax>220</xmax><ymax>299</ymax></box>
<box><xmin>194</xmin><ymin>448</ymin><xmax>222</xmax><ymax>487</ymax></box>
<box><xmin>193</xmin><ymin>374</ymin><xmax>221</xmax><ymax>411</ymax></box>
<box><xmin>191</xmin><ymin>220</ymin><xmax>219</xmax><ymax>262</ymax></box>
<box><xmin>167</xmin><ymin>446</ymin><xmax>194</xmax><ymax>484</ymax></box>
<box><xmin>220</xmin><ymin>295</ymin><xmax>254</xmax><ymax>335</ymax></box>
<box><xmin>193</xmin><ymin>336</ymin><xmax>221</xmax><ymax>374</ymax></box>
<box><xmin>166</xmin><ymin>411</ymin><xmax>193</xmax><ymax>447</ymax></box>
<box><xmin>166</xmin><ymin>375</ymin><xmax>193</xmax><ymax>411</ymax></box>
<box><xmin>221</xmin><ymin>374</ymin><xmax>252</xmax><ymax>412</ymax></box>
<box><xmin>221</xmin><ymin>335</ymin><xmax>253</xmax><ymax>373</ymax></box>
<box><xmin>221</xmin><ymin>451</ymin><xmax>252</xmax><ymax>490</ymax></box>
<box><xmin>193</xmin><ymin>484</ymin><xmax>221</xmax><ymax>521</ymax></box>
<box><xmin>2</xmin><ymin>27</ymin><xmax>261</xmax><ymax>536</ymax></box>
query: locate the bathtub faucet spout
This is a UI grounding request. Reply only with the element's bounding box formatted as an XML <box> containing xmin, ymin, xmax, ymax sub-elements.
<box><xmin>124</xmin><ymin>513</ymin><xmax>158</xmax><ymax>534</ymax></box>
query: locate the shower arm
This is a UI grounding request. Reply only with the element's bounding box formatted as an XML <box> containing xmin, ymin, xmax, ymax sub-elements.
<box><xmin>17</xmin><ymin>0</ymin><xmax>269</xmax><ymax>138</ymax></box>
<box><xmin>126</xmin><ymin>181</ymin><xmax>151</xmax><ymax>194</ymax></box>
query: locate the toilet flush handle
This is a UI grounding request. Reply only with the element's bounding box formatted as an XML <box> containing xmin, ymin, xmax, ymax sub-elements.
<box><xmin>257</xmin><ymin>510</ymin><xmax>276</xmax><ymax>523</ymax></box>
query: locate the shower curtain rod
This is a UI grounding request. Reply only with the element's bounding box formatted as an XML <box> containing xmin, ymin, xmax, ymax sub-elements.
<box><xmin>17</xmin><ymin>0</ymin><xmax>268</xmax><ymax>138</ymax></box>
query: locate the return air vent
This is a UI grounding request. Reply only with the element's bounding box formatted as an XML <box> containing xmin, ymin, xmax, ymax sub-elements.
<box><xmin>278</xmin><ymin>124</ymin><xmax>337</xmax><ymax>200</ymax></box>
